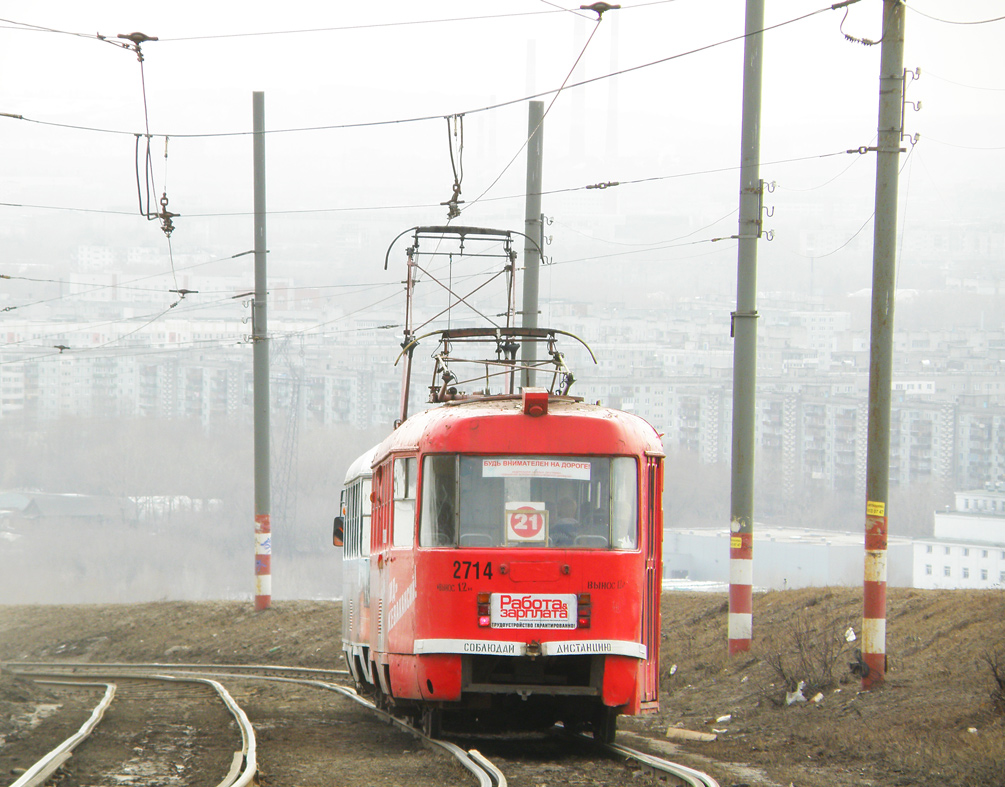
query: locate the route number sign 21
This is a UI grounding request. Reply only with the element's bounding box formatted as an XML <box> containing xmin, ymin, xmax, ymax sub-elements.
<box><xmin>505</xmin><ymin>502</ymin><xmax>548</xmax><ymax>543</ymax></box>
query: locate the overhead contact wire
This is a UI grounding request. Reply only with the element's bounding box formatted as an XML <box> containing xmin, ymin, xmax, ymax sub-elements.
<box><xmin>461</xmin><ymin>12</ymin><xmax>605</xmax><ymax>213</ymax></box>
<box><xmin>0</xmin><ymin>2</ymin><xmax>855</xmax><ymax>141</ymax></box>
<box><xmin>1</xmin><ymin>148</ymin><xmax>857</xmax><ymax>219</ymax></box>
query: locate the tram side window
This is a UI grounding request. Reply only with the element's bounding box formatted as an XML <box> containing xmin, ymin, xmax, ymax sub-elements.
<box><xmin>342</xmin><ymin>478</ymin><xmax>372</xmax><ymax>559</ymax></box>
<box><xmin>392</xmin><ymin>457</ymin><xmax>417</xmax><ymax>547</ymax></box>
<box><xmin>360</xmin><ymin>480</ymin><xmax>372</xmax><ymax>556</ymax></box>
<box><xmin>420</xmin><ymin>455</ymin><xmax>457</xmax><ymax>546</ymax></box>
<box><xmin>350</xmin><ymin>484</ymin><xmax>360</xmax><ymax>557</ymax></box>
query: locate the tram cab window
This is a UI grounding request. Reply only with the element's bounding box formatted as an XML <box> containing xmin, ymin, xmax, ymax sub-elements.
<box><xmin>392</xmin><ymin>457</ymin><xmax>417</xmax><ymax>547</ymax></box>
<box><xmin>419</xmin><ymin>454</ymin><xmax>638</xmax><ymax>549</ymax></box>
<box><xmin>420</xmin><ymin>455</ymin><xmax>457</xmax><ymax>547</ymax></box>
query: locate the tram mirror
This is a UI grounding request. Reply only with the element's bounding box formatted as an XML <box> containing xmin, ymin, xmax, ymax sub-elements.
<box><xmin>332</xmin><ymin>516</ymin><xmax>345</xmax><ymax>547</ymax></box>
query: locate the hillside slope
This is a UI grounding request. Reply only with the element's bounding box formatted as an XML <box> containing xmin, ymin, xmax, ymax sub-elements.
<box><xmin>2</xmin><ymin>588</ymin><xmax>1003</xmax><ymax>786</ymax></box>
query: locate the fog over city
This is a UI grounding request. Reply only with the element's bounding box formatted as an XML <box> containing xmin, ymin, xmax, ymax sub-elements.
<box><xmin>2</xmin><ymin>1</ymin><xmax>1003</xmax><ymax>603</ymax></box>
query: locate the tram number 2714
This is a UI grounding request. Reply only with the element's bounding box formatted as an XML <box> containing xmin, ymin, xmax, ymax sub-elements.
<box><xmin>453</xmin><ymin>560</ymin><xmax>493</xmax><ymax>580</ymax></box>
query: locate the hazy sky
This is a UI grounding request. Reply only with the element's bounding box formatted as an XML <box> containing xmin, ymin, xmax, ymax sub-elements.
<box><xmin>2</xmin><ymin>1</ymin><xmax>1003</xmax><ymax>298</ymax></box>
<box><xmin>2</xmin><ymin>2</ymin><xmax>1003</xmax><ymax>603</ymax></box>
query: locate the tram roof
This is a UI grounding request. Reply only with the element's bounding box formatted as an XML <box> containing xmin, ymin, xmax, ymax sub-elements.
<box><xmin>371</xmin><ymin>395</ymin><xmax>664</xmax><ymax>466</ymax></box>
<box><xmin>343</xmin><ymin>445</ymin><xmax>380</xmax><ymax>485</ymax></box>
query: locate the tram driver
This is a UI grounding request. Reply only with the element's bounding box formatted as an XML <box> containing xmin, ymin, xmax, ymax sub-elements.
<box><xmin>551</xmin><ymin>496</ymin><xmax>579</xmax><ymax>546</ymax></box>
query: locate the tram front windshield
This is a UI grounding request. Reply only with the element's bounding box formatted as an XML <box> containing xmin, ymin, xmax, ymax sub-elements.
<box><xmin>420</xmin><ymin>455</ymin><xmax>637</xmax><ymax>549</ymax></box>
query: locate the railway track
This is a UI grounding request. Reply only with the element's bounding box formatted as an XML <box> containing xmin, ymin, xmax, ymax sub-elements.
<box><xmin>3</xmin><ymin>672</ymin><xmax>253</xmax><ymax>787</ymax></box>
<box><xmin>4</xmin><ymin>661</ymin><xmax>719</xmax><ymax>787</ymax></box>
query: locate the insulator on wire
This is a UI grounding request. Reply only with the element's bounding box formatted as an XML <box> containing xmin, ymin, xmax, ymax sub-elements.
<box><xmin>158</xmin><ymin>192</ymin><xmax>178</xmax><ymax>238</ymax></box>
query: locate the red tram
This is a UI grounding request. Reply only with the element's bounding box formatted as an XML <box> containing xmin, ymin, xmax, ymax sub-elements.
<box><xmin>333</xmin><ymin>227</ymin><xmax>664</xmax><ymax>741</ymax></box>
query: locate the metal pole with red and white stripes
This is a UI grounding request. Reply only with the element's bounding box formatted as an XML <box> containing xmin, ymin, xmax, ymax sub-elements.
<box><xmin>255</xmin><ymin>513</ymin><xmax>271</xmax><ymax>609</ymax></box>
<box><xmin>729</xmin><ymin>530</ymin><xmax>753</xmax><ymax>654</ymax></box>
<box><xmin>252</xmin><ymin>90</ymin><xmax>272</xmax><ymax>611</ymax></box>
<box><xmin>863</xmin><ymin>503</ymin><xmax>887</xmax><ymax>686</ymax></box>
<box><xmin>862</xmin><ymin>0</ymin><xmax>906</xmax><ymax>687</ymax></box>
<box><xmin>728</xmin><ymin>0</ymin><xmax>764</xmax><ymax>656</ymax></box>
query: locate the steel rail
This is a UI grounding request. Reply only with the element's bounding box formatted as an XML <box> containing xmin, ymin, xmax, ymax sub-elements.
<box><xmin>12</xmin><ymin>662</ymin><xmax>716</xmax><ymax>787</ymax></box>
<box><xmin>9</xmin><ymin>663</ymin><xmax>501</xmax><ymax>787</ymax></box>
<box><xmin>119</xmin><ymin>666</ymin><xmax>712</xmax><ymax>787</ymax></box>
<box><xmin>466</xmin><ymin>749</ymin><xmax>508</xmax><ymax>787</ymax></box>
<box><xmin>317</xmin><ymin>682</ymin><xmax>501</xmax><ymax>787</ymax></box>
<box><xmin>4</xmin><ymin>660</ymin><xmax>350</xmax><ymax>678</ymax></box>
<box><xmin>153</xmin><ymin>674</ymin><xmax>257</xmax><ymax>787</ymax></box>
<box><xmin>8</xmin><ymin>681</ymin><xmax>116</xmax><ymax>787</ymax></box>
<box><xmin>604</xmin><ymin>740</ymin><xmax>720</xmax><ymax>787</ymax></box>
<box><xmin>553</xmin><ymin>726</ymin><xmax>719</xmax><ymax>787</ymax></box>
<box><xmin>6</xmin><ymin>671</ymin><xmax>257</xmax><ymax>787</ymax></box>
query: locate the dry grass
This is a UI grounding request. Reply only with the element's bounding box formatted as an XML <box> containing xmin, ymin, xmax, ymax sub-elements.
<box><xmin>633</xmin><ymin>587</ymin><xmax>1005</xmax><ymax>787</ymax></box>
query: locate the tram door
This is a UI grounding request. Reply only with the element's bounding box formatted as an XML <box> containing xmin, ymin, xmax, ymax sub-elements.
<box><xmin>640</xmin><ymin>455</ymin><xmax>664</xmax><ymax>707</ymax></box>
<box><xmin>371</xmin><ymin>461</ymin><xmax>393</xmax><ymax>656</ymax></box>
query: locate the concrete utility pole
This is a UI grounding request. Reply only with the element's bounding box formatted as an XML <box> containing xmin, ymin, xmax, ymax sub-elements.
<box><xmin>728</xmin><ymin>0</ymin><xmax>765</xmax><ymax>656</ymax></box>
<box><xmin>862</xmin><ymin>0</ymin><xmax>907</xmax><ymax>689</ymax></box>
<box><xmin>520</xmin><ymin>100</ymin><xmax>544</xmax><ymax>388</ymax></box>
<box><xmin>252</xmin><ymin>91</ymin><xmax>272</xmax><ymax>611</ymax></box>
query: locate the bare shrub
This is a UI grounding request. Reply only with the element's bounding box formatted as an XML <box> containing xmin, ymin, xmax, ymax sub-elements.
<box><xmin>984</xmin><ymin>648</ymin><xmax>1005</xmax><ymax>714</ymax></box>
<box><xmin>761</xmin><ymin>610</ymin><xmax>857</xmax><ymax>704</ymax></box>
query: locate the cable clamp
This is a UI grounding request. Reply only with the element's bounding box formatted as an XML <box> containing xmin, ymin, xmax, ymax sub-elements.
<box><xmin>730</xmin><ymin>310</ymin><xmax>759</xmax><ymax>338</ymax></box>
